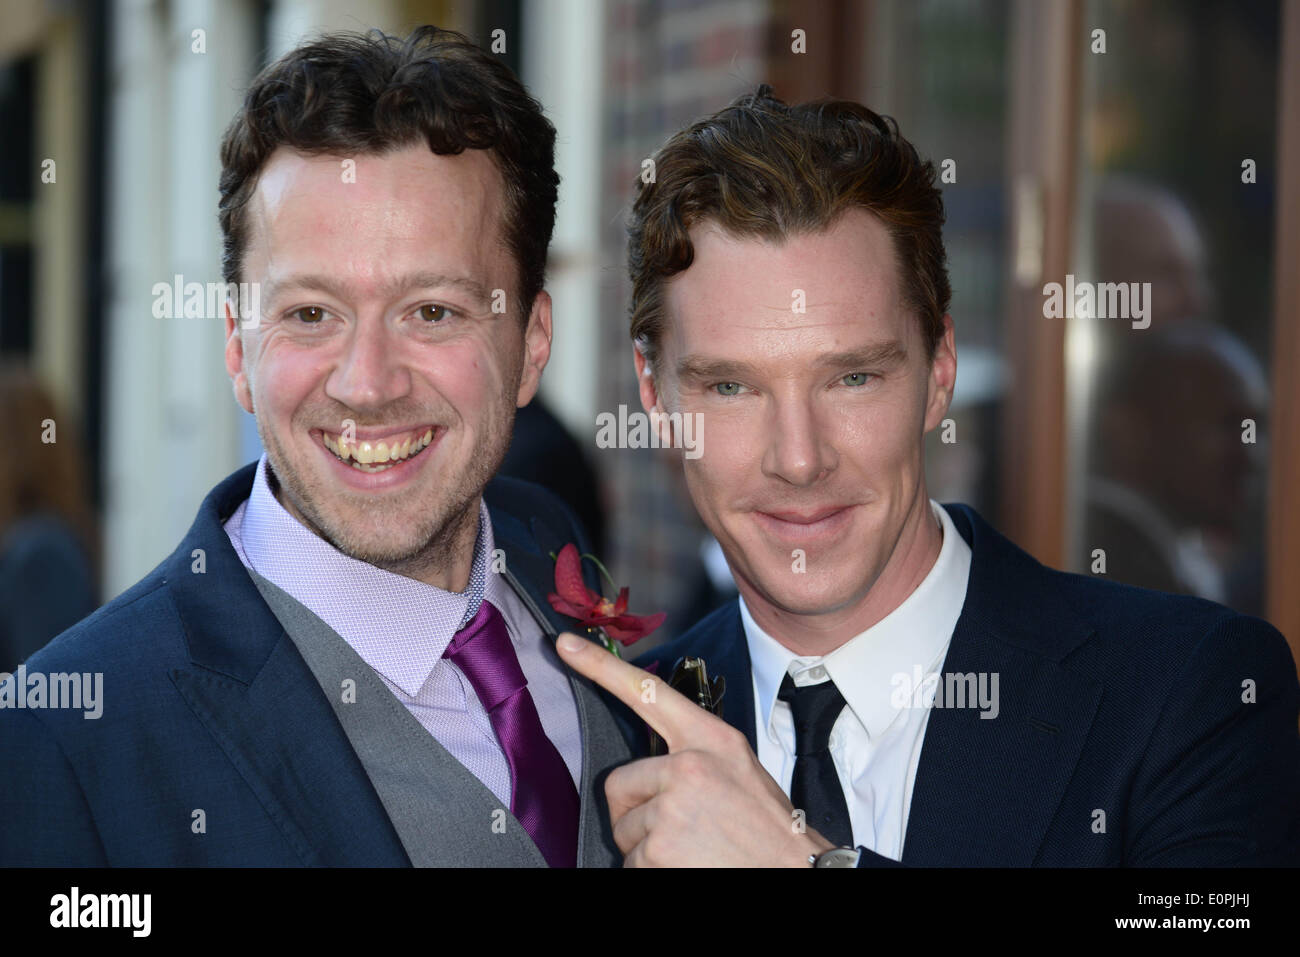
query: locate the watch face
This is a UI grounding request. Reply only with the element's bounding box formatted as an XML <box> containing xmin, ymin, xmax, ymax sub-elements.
<box><xmin>815</xmin><ymin>847</ymin><xmax>862</xmax><ymax>868</ymax></box>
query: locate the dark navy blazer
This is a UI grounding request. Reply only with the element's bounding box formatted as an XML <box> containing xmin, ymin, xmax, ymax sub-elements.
<box><xmin>636</xmin><ymin>503</ymin><xmax>1300</xmax><ymax>866</ymax></box>
<box><xmin>0</xmin><ymin>463</ymin><xmax>605</xmax><ymax>866</ymax></box>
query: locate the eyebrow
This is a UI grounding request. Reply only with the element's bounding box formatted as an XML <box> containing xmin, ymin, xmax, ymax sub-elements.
<box><xmin>675</xmin><ymin>340</ymin><xmax>908</xmax><ymax>383</ymax></box>
<box><xmin>262</xmin><ymin>271</ymin><xmax>494</xmax><ymax>307</ymax></box>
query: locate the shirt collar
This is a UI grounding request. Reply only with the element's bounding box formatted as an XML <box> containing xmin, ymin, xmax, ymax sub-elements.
<box><xmin>742</xmin><ymin>499</ymin><xmax>973</xmax><ymax>741</ymax></box>
<box><xmin>235</xmin><ymin>454</ymin><xmax>493</xmax><ymax>696</ymax></box>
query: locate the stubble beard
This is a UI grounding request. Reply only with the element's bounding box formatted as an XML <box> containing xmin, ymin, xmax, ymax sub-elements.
<box><xmin>256</xmin><ymin>409</ymin><xmax>513</xmax><ymax>584</ymax></box>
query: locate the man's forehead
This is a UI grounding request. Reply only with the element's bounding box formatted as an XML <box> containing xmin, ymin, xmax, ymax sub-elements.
<box><xmin>661</xmin><ymin>211</ymin><xmax>911</xmax><ymax>352</ymax></box>
<box><xmin>241</xmin><ymin>144</ymin><xmax>512</xmax><ymax>294</ymax></box>
<box><xmin>672</xmin><ymin>212</ymin><xmax>898</xmax><ymax>295</ymax></box>
<box><xmin>248</xmin><ymin>143</ymin><xmax>505</xmax><ymax>223</ymax></box>
<box><xmin>252</xmin><ymin>147</ymin><xmax>319</xmax><ymax>209</ymax></box>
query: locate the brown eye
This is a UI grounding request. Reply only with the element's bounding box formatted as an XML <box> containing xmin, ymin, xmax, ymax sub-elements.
<box><xmin>293</xmin><ymin>306</ymin><xmax>326</xmax><ymax>323</ymax></box>
<box><xmin>419</xmin><ymin>304</ymin><xmax>451</xmax><ymax>323</ymax></box>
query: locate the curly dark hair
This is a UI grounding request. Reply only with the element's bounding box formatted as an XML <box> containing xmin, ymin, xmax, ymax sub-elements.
<box><xmin>218</xmin><ymin>25</ymin><xmax>558</xmax><ymax>313</ymax></box>
<box><xmin>627</xmin><ymin>85</ymin><xmax>950</xmax><ymax>367</ymax></box>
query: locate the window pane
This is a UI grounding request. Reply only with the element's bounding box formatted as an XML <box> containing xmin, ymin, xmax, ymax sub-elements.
<box><xmin>1069</xmin><ymin>0</ymin><xmax>1279</xmax><ymax>616</ymax></box>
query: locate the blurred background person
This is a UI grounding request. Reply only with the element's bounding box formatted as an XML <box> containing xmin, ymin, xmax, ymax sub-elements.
<box><xmin>1082</xmin><ymin>321</ymin><xmax>1269</xmax><ymax>609</ymax></box>
<box><xmin>501</xmin><ymin>396</ymin><xmax>608</xmax><ymax>556</ymax></box>
<box><xmin>1077</xmin><ymin>175</ymin><xmax>1269</xmax><ymax>615</ymax></box>
<box><xmin>0</xmin><ymin>362</ymin><xmax>97</xmax><ymax>670</ymax></box>
<box><xmin>1092</xmin><ymin>176</ymin><xmax>1212</xmax><ymax>332</ymax></box>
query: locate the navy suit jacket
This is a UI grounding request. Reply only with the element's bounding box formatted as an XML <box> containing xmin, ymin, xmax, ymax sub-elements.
<box><xmin>0</xmin><ymin>463</ymin><xmax>609</xmax><ymax>866</ymax></box>
<box><xmin>636</xmin><ymin>503</ymin><xmax>1300</xmax><ymax>866</ymax></box>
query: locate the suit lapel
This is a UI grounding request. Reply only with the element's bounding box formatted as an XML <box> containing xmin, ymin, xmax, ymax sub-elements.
<box><xmin>660</xmin><ymin>603</ymin><xmax>758</xmax><ymax>751</ymax></box>
<box><xmin>899</xmin><ymin>613</ymin><xmax>1102</xmax><ymax>865</ymax></box>
<box><xmin>568</xmin><ymin>675</ymin><xmax>631</xmax><ymax>867</ymax></box>
<box><xmin>169</xmin><ymin>640</ymin><xmax>411</xmax><ymax>865</ymax></box>
<box><xmin>899</xmin><ymin>506</ymin><xmax>1102</xmax><ymax>865</ymax></box>
<box><xmin>164</xmin><ymin>466</ymin><xmax>408</xmax><ymax>865</ymax></box>
<box><xmin>487</xmin><ymin>502</ymin><xmax>593</xmax><ymax>639</ymax></box>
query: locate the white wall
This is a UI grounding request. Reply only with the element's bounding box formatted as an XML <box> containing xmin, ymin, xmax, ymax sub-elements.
<box><xmin>522</xmin><ymin>0</ymin><xmax>606</xmax><ymax>441</ymax></box>
<box><xmin>102</xmin><ymin>0</ymin><xmax>256</xmax><ymax>597</ymax></box>
<box><xmin>266</xmin><ymin>0</ymin><xmax>402</xmax><ymax>58</ymax></box>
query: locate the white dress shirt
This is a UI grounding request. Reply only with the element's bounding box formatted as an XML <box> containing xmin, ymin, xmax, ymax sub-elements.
<box><xmin>742</xmin><ymin>499</ymin><xmax>972</xmax><ymax>861</ymax></box>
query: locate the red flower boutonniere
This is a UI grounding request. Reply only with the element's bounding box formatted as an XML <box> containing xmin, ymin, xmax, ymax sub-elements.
<box><xmin>547</xmin><ymin>543</ymin><xmax>666</xmax><ymax>657</ymax></box>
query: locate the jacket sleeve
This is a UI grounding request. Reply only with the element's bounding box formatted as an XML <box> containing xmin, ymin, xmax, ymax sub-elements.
<box><xmin>1124</xmin><ymin>613</ymin><xmax>1300</xmax><ymax>866</ymax></box>
<box><xmin>0</xmin><ymin>705</ymin><xmax>109</xmax><ymax>866</ymax></box>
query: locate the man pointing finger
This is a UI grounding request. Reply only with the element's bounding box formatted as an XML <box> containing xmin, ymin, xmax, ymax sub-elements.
<box><xmin>556</xmin><ymin>631</ymin><xmax>839</xmax><ymax>867</ymax></box>
<box><xmin>587</xmin><ymin>86</ymin><xmax>1300</xmax><ymax>868</ymax></box>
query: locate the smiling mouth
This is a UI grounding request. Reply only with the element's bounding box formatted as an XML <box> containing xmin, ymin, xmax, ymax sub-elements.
<box><xmin>319</xmin><ymin>426</ymin><xmax>436</xmax><ymax>473</ymax></box>
<box><xmin>750</xmin><ymin>504</ymin><xmax>857</xmax><ymax>542</ymax></box>
<box><xmin>758</xmin><ymin>506</ymin><xmax>851</xmax><ymax>525</ymax></box>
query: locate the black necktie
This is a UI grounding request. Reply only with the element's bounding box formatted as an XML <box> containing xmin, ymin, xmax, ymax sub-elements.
<box><xmin>779</xmin><ymin>673</ymin><xmax>854</xmax><ymax>847</ymax></box>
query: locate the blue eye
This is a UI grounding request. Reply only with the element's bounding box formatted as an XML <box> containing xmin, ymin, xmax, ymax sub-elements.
<box><xmin>715</xmin><ymin>382</ymin><xmax>742</xmax><ymax>396</ymax></box>
<box><xmin>293</xmin><ymin>306</ymin><xmax>326</xmax><ymax>323</ymax></box>
<box><xmin>842</xmin><ymin>372</ymin><xmax>872</xmax><ymax>387</ymax></box>
<box><xmin>419</xmin><ymin>304</ymin><xmax>452</xmax><ymax>323</ymax></box>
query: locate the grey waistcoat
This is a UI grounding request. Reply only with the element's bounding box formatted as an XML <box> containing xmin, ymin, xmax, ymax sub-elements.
<box><xmin>247</xmin><ymin>568</ymin><xmax>629</xmax><ymax>867</ymax></box>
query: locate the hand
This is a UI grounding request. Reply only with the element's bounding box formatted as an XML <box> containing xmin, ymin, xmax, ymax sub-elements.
<box><xmin>555</xmin><ymin>632</ymin><xmax>838</xmax><ymax>867</ymax></box>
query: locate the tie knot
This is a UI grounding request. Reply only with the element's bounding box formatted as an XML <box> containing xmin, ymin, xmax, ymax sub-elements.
<box><xmin>778</xmin><ymin>673</ymin><xmax>846</xmax><ymax>756</ymax></box>
<box><xmin>443</xmin><ymin>600</ymin><xmax>525</xmax><ymax>711</ymax></box>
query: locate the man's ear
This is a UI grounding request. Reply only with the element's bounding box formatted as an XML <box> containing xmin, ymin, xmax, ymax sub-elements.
<box><xmin>633</xmin><ymin>340</ymin><xmax>676</xmax><ymax>448</ymax></box>
<box><xmin>922</xmin><ymin>313</ymin><xmax>957</xmax><ymax>433</ymax></box>
<box><xmin>516</xmin><ymin>289</ymin><xmax>553</xmax><ymax>407</ymax></box>
<box><xmin>633</xmin><ymin>340</ymin><xmax>663</xmax><ymax>415</ymax></box>
<box><xmin>225</xmin><ymin>300</ymin><xmax>255</xmax><ymax>415</ymax></box>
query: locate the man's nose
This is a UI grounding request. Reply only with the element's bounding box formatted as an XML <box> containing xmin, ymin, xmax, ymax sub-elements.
<box><xmin>761</xmin><ymin>395</ymin><xmax>837</xmax><ymax>487</ymax></box>
<box><xmin>324</xmin><ymin>317</ymin><xmax>412</xmax><ymax>412</ymax></box>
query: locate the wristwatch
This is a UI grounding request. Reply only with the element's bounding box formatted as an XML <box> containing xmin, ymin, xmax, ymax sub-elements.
<box><xmin>810</xmin><ymin>846</ymin><xmax>862</xmax><ymax>868</ymax></box>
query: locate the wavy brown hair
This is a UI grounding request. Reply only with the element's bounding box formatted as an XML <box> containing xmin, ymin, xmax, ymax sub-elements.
<box><xmin>218</xmin><ymin>25</ymin><xmax>558</xmax><ymax>313</ymax></box>
<box><xmin>627</xmin><ymin>85</ymin><xmax>951</xmax><ymax>368</ymax></box>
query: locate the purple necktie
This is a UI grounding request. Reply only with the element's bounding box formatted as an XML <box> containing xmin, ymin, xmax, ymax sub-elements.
<box><xmin>443</xmin><ymin>600</ymin><xmax>580</xmax><ymax>867</ymax></box>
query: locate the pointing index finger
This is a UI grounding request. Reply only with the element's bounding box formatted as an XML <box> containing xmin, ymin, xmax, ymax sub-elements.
<box><xmin>554</xmin><ymin>631</ymin><xmax>707</xmax><ymax>752</ymax></box>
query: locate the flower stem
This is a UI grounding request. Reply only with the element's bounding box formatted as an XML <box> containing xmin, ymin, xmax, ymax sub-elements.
<box><xmin>592</xmin><ymin>627</ymin><xmax>621</xmax><ymax>659</ymax></box>
<box><xmin>580</xmin><ymin>552</ymin><xmax>621</xmax><ymax>595</ymax></box>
